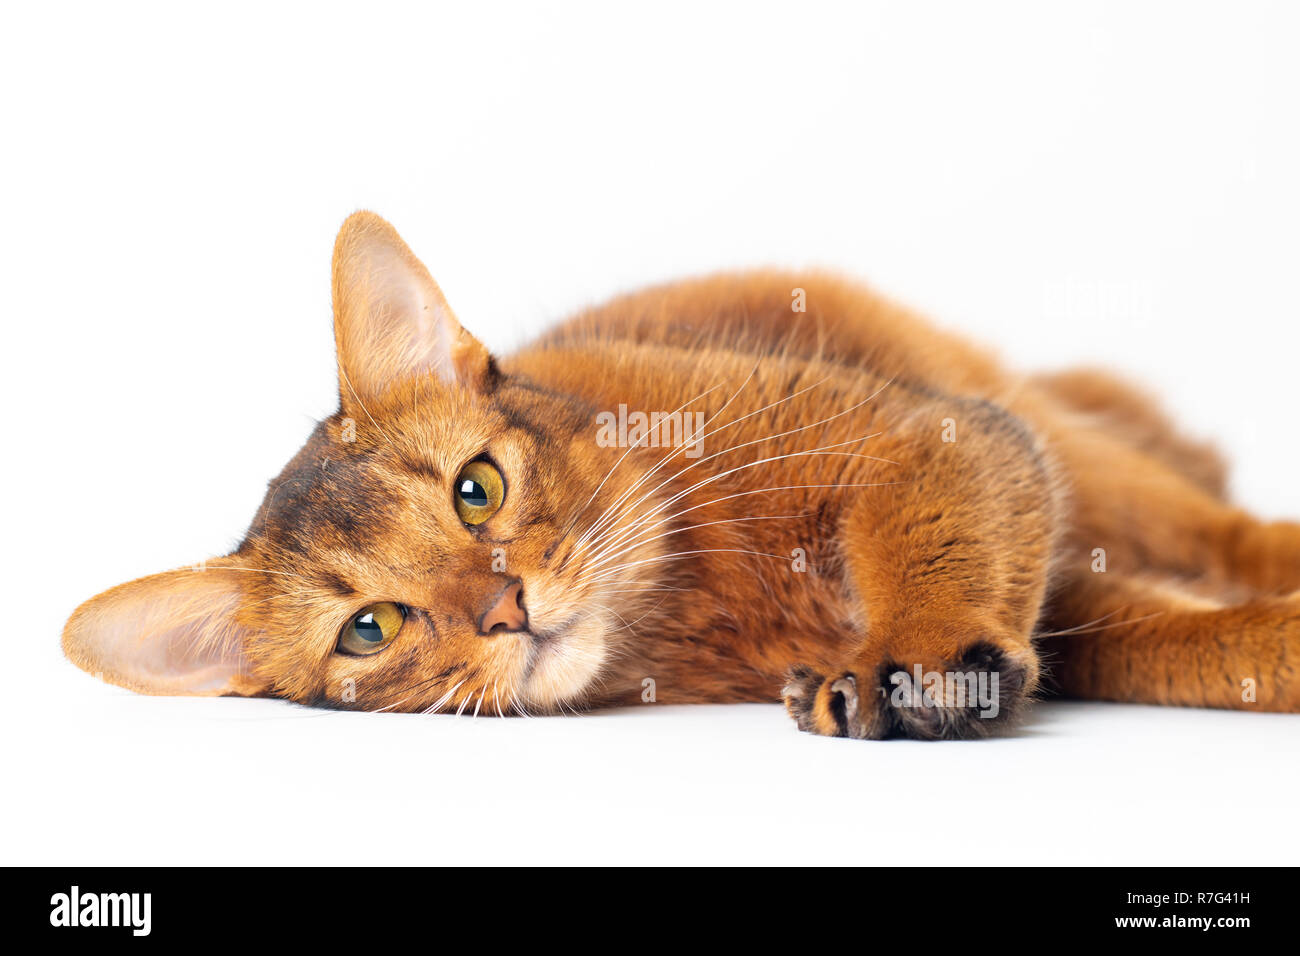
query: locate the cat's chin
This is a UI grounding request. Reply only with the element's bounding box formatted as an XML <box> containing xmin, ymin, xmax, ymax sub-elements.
<box><xmin>518</xmin><ymin>611</ymin><xmax>610</xmax><ymax>713</ymax></box>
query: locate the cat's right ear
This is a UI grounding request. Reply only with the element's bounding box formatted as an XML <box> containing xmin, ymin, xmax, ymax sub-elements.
<box><xmin>62</xmin><ymin>557</ymin><xmax>267</xmax><ymax>697</ymax></box>
<box><xmin>330</xmin><ymin>211</ymin><xmax>494</xmax><ymax>407</ymax></box>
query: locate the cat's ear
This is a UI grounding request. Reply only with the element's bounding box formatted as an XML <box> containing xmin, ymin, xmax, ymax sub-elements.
<box><xmin>62</xmin><ymin>557</ymin><xmax>267</xmax><ymax>697</ymax></box>
<box><xmin>331</xmin><ymin>210</ymin><xmax>493</xmax><ymax>405</ymax></box>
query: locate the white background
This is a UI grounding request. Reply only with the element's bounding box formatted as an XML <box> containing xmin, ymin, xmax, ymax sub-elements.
<box><xmin>2</xmin><ymin>1</ymin><xmax>1297</xmax><ymax>865</ymax></box>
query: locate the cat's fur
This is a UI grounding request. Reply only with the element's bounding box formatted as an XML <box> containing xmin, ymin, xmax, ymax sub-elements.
<box><xmin>62</xmin><ymin>212</ymin><xmax>1300</xmax><ymax>738</ymax></box>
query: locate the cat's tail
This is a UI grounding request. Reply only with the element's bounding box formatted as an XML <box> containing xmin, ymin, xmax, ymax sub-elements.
<box><xmin>1032</xmin><ymin>367</ymin><xmax>1229</xmax><ymax>500</ymax></box>
<box><xmin>1038</xmin><ymin>570</ymin><xmax>1300</xmax><ymax>712</ymax></box>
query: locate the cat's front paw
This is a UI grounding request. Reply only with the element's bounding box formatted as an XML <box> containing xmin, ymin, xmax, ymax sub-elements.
<box><xmin>782</xmin><ymin>641</ymin><xmax>1032</xmax><ymax>740</ymax></box>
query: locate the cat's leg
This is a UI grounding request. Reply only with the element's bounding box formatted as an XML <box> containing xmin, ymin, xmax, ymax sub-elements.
<box><xmin>1039</xmin><ymin>570</ymin><xmax>1300</xmax><ymax>711</ymax></box>
<box><xmin>784</xmin><ymin>399</ymin><xmax>1062</xmax><ymax>739</ymax></box>
<box><xmin>1030</xmin><ymin>368</ymin><xmax>1228</xmax><ymax>499</ymax></box>
<box><xmin>1048</xmin><ymin>421</ymin><xmax>1300</xmax><ymax>596</ymax></box>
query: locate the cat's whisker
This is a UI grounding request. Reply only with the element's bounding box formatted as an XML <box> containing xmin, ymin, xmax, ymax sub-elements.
<box><xmin>238</xmin><ymin>588</ymin><xmax>321</xmax><ymax>612</ymax></box>
<box><xmin>371</xmin><ymin>696</ymin><xmax>412</xmax><ymax>714</ymax></box>
<box><xmin>453</xmin><ymin>677</ymin><xmax>489</xmax><ymax>718</ymax></box>
<box><xmin>573</xmin><ymin>481</ymin><xmax>892</xmax><ymax>583</ymax></box>
<box><xmin>598</xmin><ymin>586</ymin><xmax>693</xmax><ymax>594</ymax></box>
<box><xmin>423</xmin><ymin>678</ymin><xmax>466</xmax><ymax>716</ymax></box>
<box><xmin>579</xmin><ymin>513</ymin><xmax>809</xmax><ymax>579</ymax></box>
<box><xmin>562</xmin><ymin>364</ymin><xmax>763</xmax><ymax>568</ymax></box>
<box><xmin>371</xmin><ymin>676</ymin><xmax>444</xmax><ymax>713</ymax></box>
<box><xmin>338</xmin><ymin>363</ymin><xmax>399</xmax><ymax>452</ymax></box>
<box><xmin>1038</xmin><ymin>609</ymin><xmax>1167</xmax><ymax>637</ymax></box>
<box><xmin>584</xmin><ymin>443</ymin><xmax>896</xmax><ymax>570</ymax></box>
<box><xmin>566</xmin><ymin>361</ymin><xmax>794</xmax><ymax>565</ymax></box>
<box><xmin>580</xmin><ymin>547</ymin><xmax>794</xmax><ymax>588</ymax></box>
<box><xmin>577</xmin><ymin>441</ymin><xmax>895</xmax><ymax>576</ymax></box>
<box><xmin>590</xmin><ymin>601</ymin><xmax>638</xmax><ymax>637</ymax></box>
<box><xmin>1035</xmin><ymin>607</ymin><xmax>1125</xmax><ymax>637</ymax></box>
<box><xmin>572</xmin><ymin>375</ymin><xmax>886</xmax><ymax>565</ymax></box>
<box><xmin>562</xmin><ymin>375</ymin><xmax>741</xmax><ymax>565</ymax></box>
<box><xmin>563</xmin><ymin>359</ymin><xmax>770</xmax><ymax>557</ymax></box>
<box><xmin>576</xmin><ymin>382</ymin><xmax>895</xmax><ymax>567</ymax></box>
<box><xmin>575</xmin><ymin>386</ymin><xmax>893</xmax><ymax>569</ymax></box>
<box><xmin>601</xmin><ymin>578</ymin><xmax>689</xmax><ymax>591</ymax></box>
<box><xmin>510</xmin><ymin>687</ymin><xmax>532</xmax><ymax>719</ymax></box>
<box><xmin>560</xmin><ymin>378</ymin><xmax>730</xmax><ymax>562</ymax></box>
<box><xmin>596</xmin><ymin>592</ymin><xmax>672</xmax><ymax>631</ymax></box>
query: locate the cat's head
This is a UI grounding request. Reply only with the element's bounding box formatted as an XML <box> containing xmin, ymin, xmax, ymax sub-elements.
<box><xmin>62</xmin><ymin>212</ymin><xmax>669</xmax><ymax>714</ymax></box>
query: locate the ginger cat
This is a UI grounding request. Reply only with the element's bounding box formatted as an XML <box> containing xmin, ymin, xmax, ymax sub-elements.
<box><xmin>62</xmin><ymin>212</ymin><xmax>1300</xmax><ymax>739</ymax></box>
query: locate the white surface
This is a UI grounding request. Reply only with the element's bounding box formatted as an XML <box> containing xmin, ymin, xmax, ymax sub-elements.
<box><xmin>3</xmin><ymin>1</ymin><xmax>1299</xmax><ymax>865</ymax></box>
<box><xmin>12</xmin><ymin>659</ymin><xmax>1300</xmax><ymax>865</ymax></box>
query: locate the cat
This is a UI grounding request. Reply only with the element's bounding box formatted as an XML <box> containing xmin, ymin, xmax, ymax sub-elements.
<box><xmin>62</xmin><ymin>211</ymin><xmax>1300</xmax><ymax>739</ymax></box>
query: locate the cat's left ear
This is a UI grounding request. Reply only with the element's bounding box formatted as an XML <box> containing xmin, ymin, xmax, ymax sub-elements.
<box><xmin>61</xmin><ymin>556</ymin><xmax>268</xmax><ymax>697</ymax></box>
<box><xmin>331</xmin><ymin>211</ymin><xmax>494</xmax><ymax>405</ymax></box>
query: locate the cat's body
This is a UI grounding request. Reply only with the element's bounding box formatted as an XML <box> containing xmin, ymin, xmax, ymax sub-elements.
<box><xmin>63</xmin><ymin>213</ymin><xmax>1300</xmax><ymax>738</ymax></box>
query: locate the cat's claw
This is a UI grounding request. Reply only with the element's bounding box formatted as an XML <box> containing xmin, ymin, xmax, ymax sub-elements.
<box><xmin>782</xmin><ymin>666</ymin><xmax>888</xmax><ymax>739</ymax></box>
<box><xmin>782</xmin><ymin>642</ymin><xmax>1030</xmax><ymax>740</ymax></box>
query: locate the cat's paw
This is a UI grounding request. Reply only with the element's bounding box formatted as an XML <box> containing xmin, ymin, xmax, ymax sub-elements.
<box><xmin>782</xmin><ymin>641</ymin><xmax>1032</xmax><ymax>740</ymax></box>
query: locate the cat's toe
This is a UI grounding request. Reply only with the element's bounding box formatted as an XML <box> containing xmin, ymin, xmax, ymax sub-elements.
<box><xmin>783</xmin><ymin>666</ymin><xmax>847</xmax><ymax>736</ymax></box>
<box><xmin>782</xmin><ymin>668</ymin><xmax>889</xmax><ymax>738</ymax></box>
<box><xmin>882</xmin><ymin>641</ymin><xmax>1031</xmax><ymax>739</ymax></box>
<box><xmin>783</xmin><ymin>641</ymin><xmax>1031</xmax><ymax>740</ymax></box>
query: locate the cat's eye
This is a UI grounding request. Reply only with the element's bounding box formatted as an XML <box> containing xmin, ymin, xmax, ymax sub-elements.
<box><xmin>338</xmin><ymin>602</ymin><xmax>406</xmax><ymax>655</ymax></box>
<box><xmin>454</xmin><ymin>459</ymin><xmax>506</xmax><ymax>525</ymax></box>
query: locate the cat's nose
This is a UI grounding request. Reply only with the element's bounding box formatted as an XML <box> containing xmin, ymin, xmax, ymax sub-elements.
<box><xmin>478</xmin><ymin>580</ymin><xmax>529</xmax><ymax>635</ymax></box>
